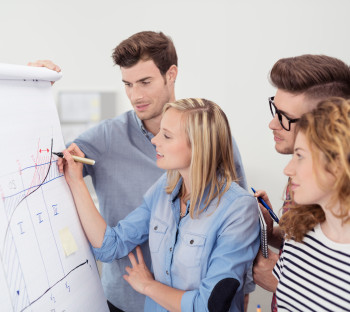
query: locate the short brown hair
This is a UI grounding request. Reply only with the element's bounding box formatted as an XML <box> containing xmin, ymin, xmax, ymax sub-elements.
<box><xmin>280</xmin><ymin>97</ymin><xmax>350</xmax><ymax>242</ymax></box>
<box><xmin>270</xmin><ymin>54</ymin><xmax>350</xmax><ymax>101</ymax></box>
<box><xmin>112</xmin><ymin>31</ymin><xmax>178</xmax><ymax>75</ymax></box>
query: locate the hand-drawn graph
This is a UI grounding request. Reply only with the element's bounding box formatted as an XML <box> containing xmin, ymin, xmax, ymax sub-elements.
<box><xmin>0</xmin><ymin>64</ymin><xmax>108</xmax><ymax>311</ymax></box>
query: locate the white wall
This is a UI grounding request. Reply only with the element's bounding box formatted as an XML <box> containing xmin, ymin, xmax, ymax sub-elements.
<box><xmin>2</xmin><ymin>1</ymin><xmax>350</xmax><ymax>310</ymax></box>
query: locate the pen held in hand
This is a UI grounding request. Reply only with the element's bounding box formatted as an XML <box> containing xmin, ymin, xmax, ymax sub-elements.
<box><xmin>53</xmin><ymin>152</ymin><xmax>95</xmax><ymax>166</ymax></box>
<box><xmin>251</xmin><ymin>187</ymin><xmax>279</xmax><ymax>223</ymax></box>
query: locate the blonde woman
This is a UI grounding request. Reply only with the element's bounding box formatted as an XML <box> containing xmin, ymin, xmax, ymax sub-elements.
<box><xmin>273</xmin><ymin>97</ymin><xmax>350</xmax><ymax>311</ymax></box>
<box><xmin>60</xmin><ymin>98</ymin><xmax>260</xmax><ymax>312</ymax></box>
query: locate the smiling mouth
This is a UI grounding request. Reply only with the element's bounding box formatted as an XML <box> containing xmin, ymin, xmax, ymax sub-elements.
<box><xmin>135</xmin><ymin>104</ymin><xmax>149</xmax><ymax>111</ymax></box>
<box><xmin>273</xmin><ymin>132</ymin><xmax>283</xmax><ymax>142</ymax></box>
<box><xmin>290</xmin><ymin>183</ymin><xmax>299</xmax><ymax>191</ymax></box>
<box><xmin>156</xmin><ymin>152</ymin><xmax>164</xmax><ymax>158</ymax></box>
<box><xmin>275</xmin><ymin>134</ymin><xmax>285</xmax><ymax>143</ymax></box>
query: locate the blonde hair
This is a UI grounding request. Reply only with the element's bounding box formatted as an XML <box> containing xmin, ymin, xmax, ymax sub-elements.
<box><xmin>280</xmin><ymin>97</ymin><xmax>350</xmax><ymax>242</ymax></box>
<box><xmin>164</xmin><ymin>98</ymin><xmax>237</xmax><ymax>218</ymax></box>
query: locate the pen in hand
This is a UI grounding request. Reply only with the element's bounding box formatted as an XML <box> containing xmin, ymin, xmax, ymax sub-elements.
<box><xmin>251</xmin><ymin>187</ymin><xmax>279</xmax><ymax>223</ymax></box>
<box><xmin>53</xmin><ymin>152</ymin><xmax>95</xmax><ymax>166</ymax></box>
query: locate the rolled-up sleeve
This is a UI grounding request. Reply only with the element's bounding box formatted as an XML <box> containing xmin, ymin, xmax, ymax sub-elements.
<box><xmin>92</xmin><ymin>199</ymin><xmax>152</xmax><ymax>262</ymax></box>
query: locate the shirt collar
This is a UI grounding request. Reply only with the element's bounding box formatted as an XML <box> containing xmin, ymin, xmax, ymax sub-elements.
<box><xmin>170</xmin><ymin>177</ymin><xmax>184</xmax><ymax>202</ymax></box>
<box><xmin>133</xmin><ymin>111</ymin><xmax>155</xmax><ymax>141</ymax></box>
<box><xmin>170</xmin><ymin>177</ymin><xmax>220</xmax><ymax>212</ymax></box>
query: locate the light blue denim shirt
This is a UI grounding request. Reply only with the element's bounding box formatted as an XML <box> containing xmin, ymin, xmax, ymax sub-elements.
<box><xmin>93</xmin><ymin>174</ymin><xmax>260</xmax><ymax>312</ymax></box>
<box><xmin>74</xmin><ymin>110</ymin><xmax>251</xmax><ymax>311</ymax></box>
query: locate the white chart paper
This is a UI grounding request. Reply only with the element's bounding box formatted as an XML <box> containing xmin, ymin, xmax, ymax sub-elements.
<box><xmin>0</xmin><ymin>64</ymin><xmax>108</xmax><ymax>312</ymax></box>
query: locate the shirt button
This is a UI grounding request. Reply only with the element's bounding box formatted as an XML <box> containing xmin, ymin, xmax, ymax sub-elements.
<box><xmin>166</xmin><ymin>270</ymin><xmax>169</xmax><ymax>275</ymax></box>
<box><xmin>190</xmin><ymin>239</ymin><xmax>194</xmax><ymax>245</ymax></box>
<box><xmin>169</xmin><ymin>247</ymin><xmax>172</xmax><ymax>252</ymax></box>
<box><xmin>154</xmin><ymin>226</ymin><xmax>158</xmax><ymax>230</ymax></box>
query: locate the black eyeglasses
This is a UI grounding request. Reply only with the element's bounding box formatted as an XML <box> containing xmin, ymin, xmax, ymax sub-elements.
<box><xmin>268</xmin><ymin>96</ymin><xmax>300</xmax><ymax>131</ymax></box>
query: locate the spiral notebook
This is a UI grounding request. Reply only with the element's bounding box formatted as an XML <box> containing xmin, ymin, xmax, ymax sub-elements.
<box><xmin>257</xmin><ymin>204</ymin><xmax>269</xmax><ymax>258</ymax></box>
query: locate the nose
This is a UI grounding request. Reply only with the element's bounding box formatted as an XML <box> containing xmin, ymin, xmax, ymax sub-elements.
<box><xmin>151</xmin><ymin>132</ymin><xmax>160</xmax><ymax>146</ymax></box>
<box><xmin>129</xmin><ymin>85</ymin><xmax>143</xmax><ymax>103</ymax></box>
<box><xmin>283</xmin><ymin>158</ymin><xmax>295</xmax><ymax>177</ymax></box>
<box><xmin>269</xmin><ymin>114</ymin><xmax>282</xmax><ymax>131</ymax></box>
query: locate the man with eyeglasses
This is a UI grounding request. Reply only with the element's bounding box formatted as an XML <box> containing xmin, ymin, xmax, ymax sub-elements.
<box><xmin>252</xmin><ymin>54</ymin><xmax>350</xmax><ymax>311</ymax></box>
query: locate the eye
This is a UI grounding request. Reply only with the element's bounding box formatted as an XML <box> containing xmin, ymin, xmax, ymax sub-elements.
<box><xmin>124</xmin><ymin>82</ymin><xmax>131</xmax><ymax>87</ymax></box>
<box><xmin>295</xmin><ymin>152</ymin><xmax>303</xmax><ymax>159</ymax></box>
<box><xmin>164</xmin><ymin>134</ymin><xmax>170</xmax><ymax>139</ymax></box>
<box><xmin>142</xmin><ymin>80</ymin><xmax>151</xmax><ymax>85</ymax></box>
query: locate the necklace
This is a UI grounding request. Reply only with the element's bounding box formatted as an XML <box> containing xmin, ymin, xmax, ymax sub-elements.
<box><xmin>180</xmin><ymin>184</ymin><xmax>189</xmax><ymax>218</ymax></box>
<box><xmin>180</xmin><ymin>197</ymin><xmax>188</xmax><ymax>218</ymax></box>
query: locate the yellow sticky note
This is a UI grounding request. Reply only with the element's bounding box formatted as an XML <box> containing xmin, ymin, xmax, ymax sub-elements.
<box><xmin>59</xmin><ymin>227</ymin><xmax>78</xmax><ymax>256</ymax></box>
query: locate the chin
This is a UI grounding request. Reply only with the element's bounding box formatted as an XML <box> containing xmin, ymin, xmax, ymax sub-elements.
<box><xmin>156</xmin><ymin>161</ymin><xmax>168</xmax><ymax>170</ymax></box>
<box><xmin>135</xmin><ymin>112</ymin><xmax>148</xmax><ymax>120</ymax></box>
<box><xmin>275</xmin><ymin>145</ymin><xmax>293</xmax><ymax>155</ymax></box>
<box><xmin>293</xmin><ymin>196</ymin><xmax>310</xmax><ymax>206</ymax></box>
<box><xmin>156</xmin><ymin>161</ymin><xmax>165</xmax><ymax>169</ymax></box>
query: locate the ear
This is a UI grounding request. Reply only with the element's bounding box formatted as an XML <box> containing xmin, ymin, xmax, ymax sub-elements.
<box><xmin>166</xmin><ymin>65</ymin><xmax>178</xmax><ymax>84</ymax></box>
<box><xmin>332</xmin><ymin>156</ymin><xmax>342</xmax><ymax>177</ymax></box>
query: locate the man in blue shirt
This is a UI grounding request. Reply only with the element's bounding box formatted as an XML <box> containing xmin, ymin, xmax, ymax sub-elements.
<box><xmin>30</xmin><ymin>31</ymin><xmax>250</xmax><ymax>312</ymax></box>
